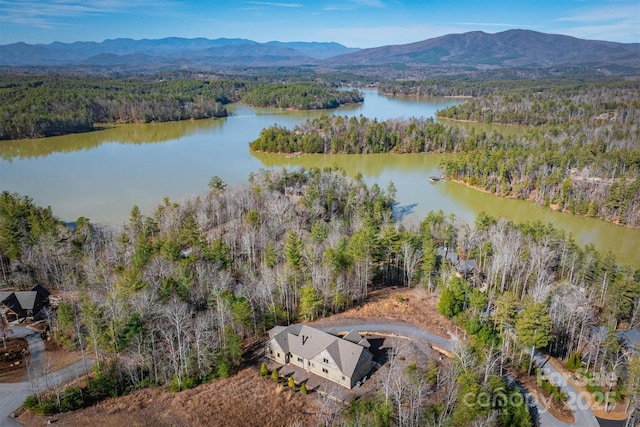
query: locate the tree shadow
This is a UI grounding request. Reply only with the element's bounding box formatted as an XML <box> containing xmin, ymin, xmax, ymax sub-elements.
<box><xmin>392</xmin><ymin>203</ymin><xmax>418</xmax><ymax>221</ymax></box>
<box><xmin>368</xmin><ymin>337</ymin><xmax>391</xmax><ymax>366</ymax></box>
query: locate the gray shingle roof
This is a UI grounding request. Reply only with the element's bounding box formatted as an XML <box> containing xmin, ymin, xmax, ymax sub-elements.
<box><xmin>437</xmin><ymin>247</ymin><xmax>459</xmax><ymax>264</ymax></box>
<box><xmin>13</xmin><ymin>292</ymin><xmax>37</xmax><ymax>310</ymax></box>
<box><xmin>617</xmin><ymin>328</ymin><xmax>640</xmax><ymax>351</ymax></box>
<box><xmin>337</xmin><ymin>338</ymin><xmax>371</xmax><ymax>378</ymax></box>
<box><xmin>289</xmin><ymin>325</ymin><xmax>338</xmax><ymax>361</ymax></box>
<box><xmin>270</xmin><ymin>324</ymin><xmax>371</xmax><ymax>378</ymax></box>
<box><xmin>457</xmin><ymin>259</ymin><xmax>478</xmax><ymax>275</ymax></box>
<box><xmin>343</xmin><ymin>330</ymin><xmax>371</xmax><ymax>348</ymax></box>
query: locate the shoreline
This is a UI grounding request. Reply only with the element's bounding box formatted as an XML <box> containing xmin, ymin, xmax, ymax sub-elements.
<box><xmin>445</xmin><ymin>177</ymin><xmax>640</xmax><ymax>231</ymax></box>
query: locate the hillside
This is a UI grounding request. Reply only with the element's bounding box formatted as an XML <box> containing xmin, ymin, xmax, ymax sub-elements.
<box><xmin>0</xmin><ymin>37</ymin><xmax>355</xmax><ymax>67</ymax></box>
<box><xmin>326</xmin><ymin>29</ymin><xmax>639</xmax><ymax>71</ymax></box>
<box><xmin>1</xmin><ymin>30</ymin><xmax>637</xmax><ymax>74</ymax></box>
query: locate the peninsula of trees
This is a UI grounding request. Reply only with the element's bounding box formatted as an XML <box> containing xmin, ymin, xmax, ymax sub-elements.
<box><xmin>0</xmin><ymin>76</ymin><xmax>362</xmax><ymax>140</ymax></box>
<box><xmin>249</xmin><ymin>80</ymin><xmax>640</xmax><ymax>227</ymax></box>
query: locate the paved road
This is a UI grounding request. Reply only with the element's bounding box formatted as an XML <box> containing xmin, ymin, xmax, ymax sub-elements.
<box><xmin>0</xmin><ymin>326</ymin><xmax>93</xmax><ymax>427</ymax></box>
<box><xmin>532</xmin><ymin>350</ymin><xmax>599</xmax><ymax>427</ymax></box>
<box><xmin>326</xmin><ymin>323</ymin><xmax>454</xmax><ymax>352</ymax></box>
<box><xmin>326</xmin><ymin>322</ymin><xmax>600</xmax><ymax>427</ymax></box>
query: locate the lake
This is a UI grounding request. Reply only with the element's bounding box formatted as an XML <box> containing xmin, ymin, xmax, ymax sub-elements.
<box><xmin>1</xmin><ymin>89</ymin><xmax>638</xmax><ymax>266</ymax></box>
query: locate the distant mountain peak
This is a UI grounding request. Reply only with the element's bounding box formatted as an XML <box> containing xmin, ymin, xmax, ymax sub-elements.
<box><xmin>323</xmin><ymin>29</ymin><xmax>639</xmax><ymax>71</ymax></box>
<box><xmin>0</xmin><ymin>31</ymin><xmax>637</xmax><ymax>74</ymax></box>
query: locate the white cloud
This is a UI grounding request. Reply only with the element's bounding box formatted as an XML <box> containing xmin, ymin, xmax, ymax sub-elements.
<box><xmin>324</xmin><ymin>0</ymin><xmax>386</xmax><ymax>11</ymax></box>
<box><xmin>557</xmin><ymin>4</ymin><xmax>639</xmax><ymax>23</ymax></box>
<box><xmin>555</xmin><ymin>3</ymin><xmax>639</xmax><ymax>43</ymax></box>
<box><xmin>245</xmin><ymin>1</ymin><xmax>302</xmax><ymax>7</ymax></box>
<box><xmin>348</xmin><ymin>0</ymin><xmax>386</xmax><ymax>7</ymax></box>
<box><xmin>0</xmin><ymin>0</ymin><xmax>178</xmax><ymax>23</ymax></box>
<box><xmin>559</xmin><ymin>22</ymin><xmax>640</xmax><ymax>43</ymax></box>
<box><xmin>314</xmin><ymin>24</ymin><xmax>464</xmax><ymax>48</ymax></box>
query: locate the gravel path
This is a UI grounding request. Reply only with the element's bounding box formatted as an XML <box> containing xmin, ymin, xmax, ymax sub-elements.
<box><xmin>0</xmin><ymin>326</ymin><xmax>93</xmax><ymax>427</ymax></box>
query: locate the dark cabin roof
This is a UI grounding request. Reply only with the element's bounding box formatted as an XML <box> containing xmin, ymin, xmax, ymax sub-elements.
<box><xmin>31</xmin><ymin>284</ymin><xmax>51</xmax><ymax>299</ymax></box>
<box><xmin>0</xmin><ymin>293</ymin><xmax>20</xmax><ymax>311</ymax></box>
<box><xmin>0</xmin><ymin>287</ymin><xmax>50</xmax><ymax>319</ymax></box>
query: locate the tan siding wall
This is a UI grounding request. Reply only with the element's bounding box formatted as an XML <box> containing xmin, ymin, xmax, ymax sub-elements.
<box><xmin>265</xmin><ymin>340</ymin><xmax>288</xmax><ymax>364</ymax></box>
<box><xmin>290</xmin><ymin>355</ymin><xmax>305</xmax><ymax>368</ymax></box>
<box><xmin>306</xmin><ymin>361</ymin><xmax>350</xmax><ymax>388</ymax></box>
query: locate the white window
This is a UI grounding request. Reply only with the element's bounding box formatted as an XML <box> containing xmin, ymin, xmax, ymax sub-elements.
<box><xmin>322</xmin><ymin>368</ymin><xmax>328</xmax><ymax>374</ymax></box>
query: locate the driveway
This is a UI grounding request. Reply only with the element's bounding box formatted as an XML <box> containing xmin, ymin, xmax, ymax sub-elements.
<box><xmin>325</xmin><ymin>323</ymin><xmax>454</xmax><ymax>352</ymax></box>
<box><xmin>323</xmin><ymin>321</ymin><xmax>601</xmax><ymax>427</ymax></box>
<box><xmin>532</xmin><ymin>350</ymin><xmax>599</xmax><ymax>427</ymax></box>
<box><xmin>0</xmin><ymin>326</ymin><xmax>93</xmax><ymax>427</ymax></box>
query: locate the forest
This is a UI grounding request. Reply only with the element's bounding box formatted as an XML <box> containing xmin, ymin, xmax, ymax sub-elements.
<box><xmin>376</xmin><ymin>75</ymin><xmax>630</xmax><ymax>98</ymax></box>
<box><xmin>249</xmin><ymin>81</ymin><xmax>640</xmax><ymax>228</ymax></box>
<box><xmin>1</xmin><ymin>167</ymin><xmax>639</xmax><ymax>426</ymax></box>
<box><xmin>242</xmin><ymin>83</ymin><xmax>362</xmax><ymax>110</ymax></box>
<box><xmin>0</xmin><ymin>75</ymin><xmax>362</xmax><ymax>139</ymax></box>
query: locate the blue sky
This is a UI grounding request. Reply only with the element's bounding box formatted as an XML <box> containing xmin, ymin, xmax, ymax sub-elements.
<box><xmin>1</xmin><ymin>0</ymin><xmax>638</xmax><ymax>47</ymax></box>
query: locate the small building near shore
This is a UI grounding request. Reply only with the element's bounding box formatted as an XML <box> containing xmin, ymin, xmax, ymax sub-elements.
<box><xmin>265</xmin><ymin>324</ymin><xmax>373</xmax><ymax>389</ymax></box>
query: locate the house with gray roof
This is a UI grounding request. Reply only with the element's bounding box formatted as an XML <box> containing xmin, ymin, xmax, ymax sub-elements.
<box><xmin>436</xmin><ymin>247</ymin><xmax>459</xmax><ymax>265</ymax></box>
<box><xmin>265</xmin><ymin>324</ymin><xmax>373</xmax><ymax>389</ymax></box>
<box><xmin>617</xmin><ymin>328</ymin><xmax>640</xmax><ymax>355</ymax></box>
<box><xmin>457</xmin><ymin>259</ymin><xmax>478</xmax><ymax>278</ymax></box>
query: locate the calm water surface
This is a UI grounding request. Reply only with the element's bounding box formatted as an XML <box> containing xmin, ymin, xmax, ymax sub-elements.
<box><xmin>1</xmin><ymin>90</ymin><xmax>638</xmax><ymax>266</ymax></box>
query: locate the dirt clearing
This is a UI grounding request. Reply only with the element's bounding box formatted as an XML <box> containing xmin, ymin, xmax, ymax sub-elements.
<box><xmin>0</xmin><ymin>337</ymin><xmax>29</xmax><ymax>383</ymax></box>
<box><xmin>312</xmin><ymin>285</ymin><xmax>462</xmax><ymax>340</ymax></box>
<box><xmin>19</xmin><ymin>367</ymin><xmax>319</xmax><ymax>427</ymax></box>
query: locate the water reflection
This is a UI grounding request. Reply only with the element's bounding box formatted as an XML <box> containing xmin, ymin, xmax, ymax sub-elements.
<box><xmin>0</xmin><ymin>118</ymin><xmax>226</xmax><ymax>161</ymax></box>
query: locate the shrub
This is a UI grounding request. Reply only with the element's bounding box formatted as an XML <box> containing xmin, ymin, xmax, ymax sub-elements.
<box><xmin>288</xmin><ymin>376</ymin><xmax>296</xmax><ymax>390</ymax></box>
<box><xmin>169</xmin><ymin>377</ymin><xmax>181</xmax><ymax>393</ymax></box>
<box><xmin>260</xmin><ymin>362</ymin><xmax>268</xmax><ymax>377</ymax></box>
<box><xmin>182</xmin><ymin>376</ymin><xmax>199</xmax><ymax>390</ymax></box>
<box><xmin>565</xmin><ymin>352</ymin><xmax>582</xmax><ymax>371</ymax></box>
<box><xmin>425</xmin><ymin>360</ymin><xmax>439</xmax><ymax>386</ymax></box>
<box><xmin>216</xmin><ymin>359</ymin><xmax>231</xmax><ymax>379</ymax></box>
<box><xmin>607</xmin><ymin>389</ymin><xmax>623</xmax><ymax>403</ymax></box>
<box><xmin>60</xmin><ymin>387</ymin><xmax>84</xmax><ymax>412</ymax></box>
<box><xmin>587</xmin><ymin>382</ymin><xmax>602</xmax><ymax>394</ymax></box>
<box><xmin>520</xmin><ymin>354</ymin><xmax>532</xmax><ymax>376</ymax></box>
<box><xmin>24</xmin><ymin>395</ymin><xmax>56</xmax><ymax>416</ymax></box>
<box><xmin>300</xmin><ymin>383</ymin><xmax>308</xmax><ymax>394</ymax></box>
<box><xmin>271</xmin><ymin>368</ymin><xmax>279</xmax><ymax>383</ymax></box>
<box><xmin>88</xmin><ymin>371</ymin><xmax>120</xmax><ymax>399</ymax></box>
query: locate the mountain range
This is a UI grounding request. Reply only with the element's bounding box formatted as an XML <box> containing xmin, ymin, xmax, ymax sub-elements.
<box><xmin>1</xmin><ymin>30</ymin><xmax>638</xmax><ymax>73</ymax></box>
